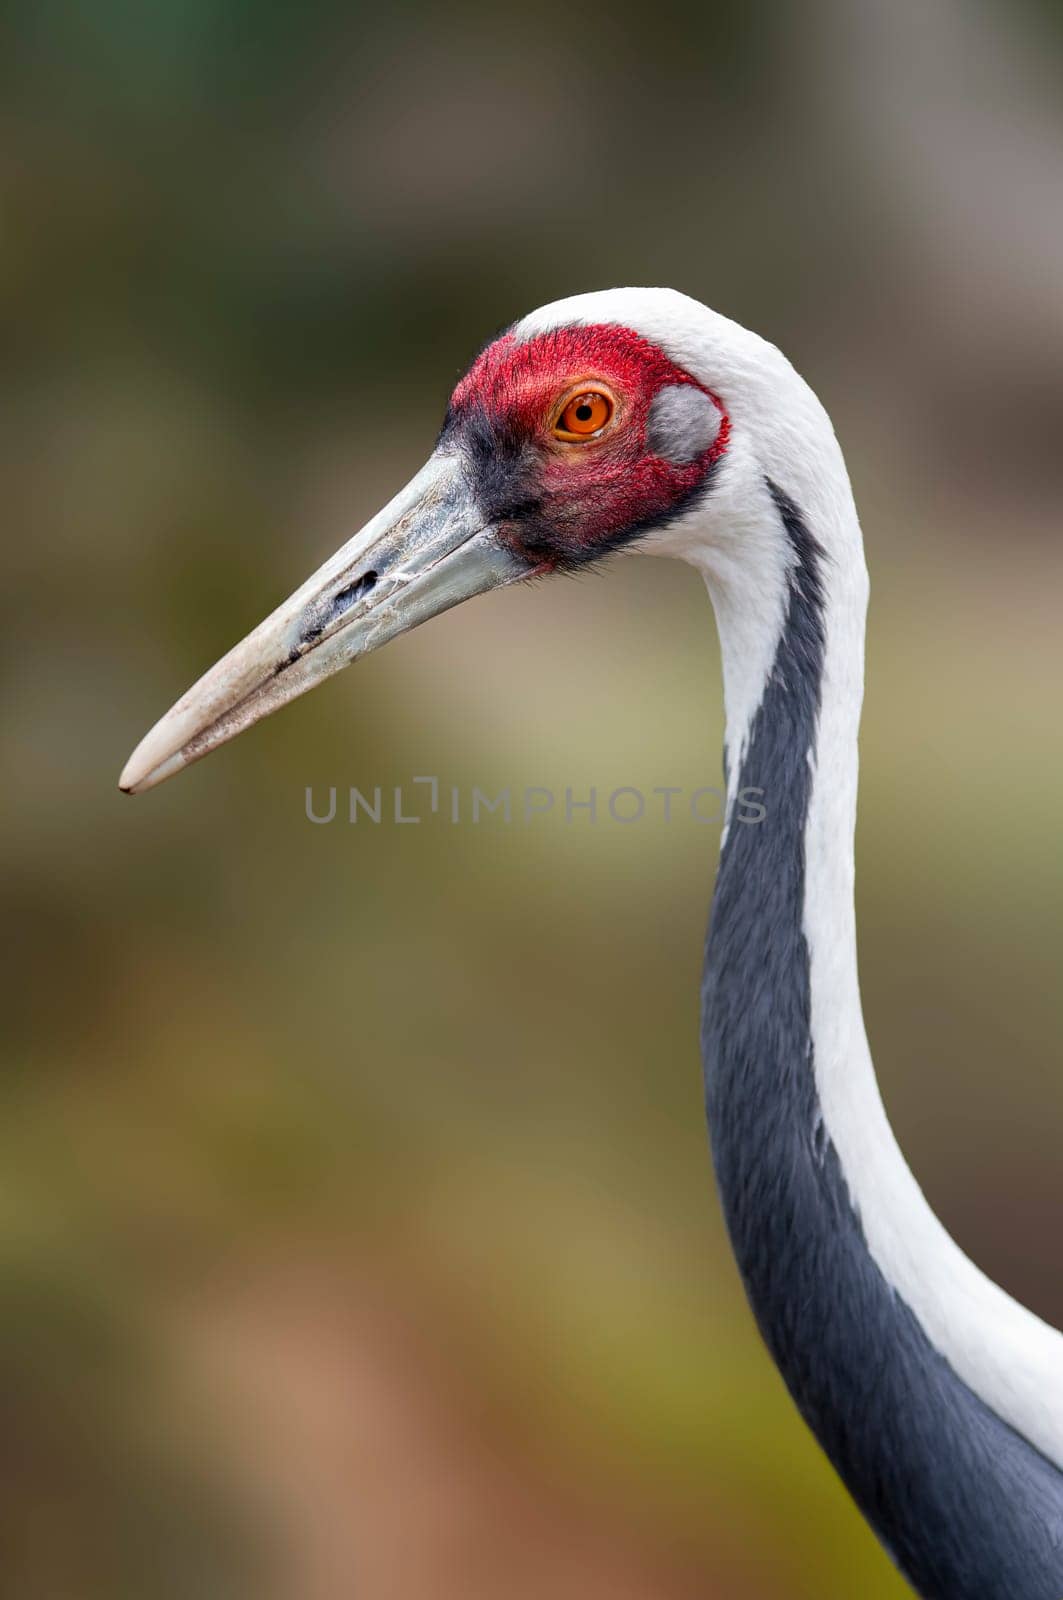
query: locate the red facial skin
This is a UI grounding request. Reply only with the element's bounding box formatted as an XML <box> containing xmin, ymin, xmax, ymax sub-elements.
<box><xmin>444</xmin><ymin>324</ymin><xmax>730</xmax><ymax>571</ymax></box>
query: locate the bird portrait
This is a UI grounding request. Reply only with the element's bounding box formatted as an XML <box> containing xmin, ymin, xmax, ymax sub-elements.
<box><xmin>121</xmin><ymin>288</ymin><xmax>1062</xmax><ymax>1599</ymax></box>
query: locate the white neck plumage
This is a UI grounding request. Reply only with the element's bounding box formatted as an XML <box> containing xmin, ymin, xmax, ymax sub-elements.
<box><xmin>699</xmin><ymin>445</ymin><xmax>1063</xmax><ymax>1477</ymax></box>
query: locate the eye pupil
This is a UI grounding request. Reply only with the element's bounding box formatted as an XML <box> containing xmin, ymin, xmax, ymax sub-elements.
<box><xmin>575</xmin><ymin>404</ymin><xmax>592</xmax><ymax>421</ymax></box>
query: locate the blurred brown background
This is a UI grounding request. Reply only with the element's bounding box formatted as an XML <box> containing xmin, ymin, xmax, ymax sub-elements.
<box><xmin>3</xmin><ymin>0</ymin><xmax>1062</xmax><ymax>1595</ymax></box>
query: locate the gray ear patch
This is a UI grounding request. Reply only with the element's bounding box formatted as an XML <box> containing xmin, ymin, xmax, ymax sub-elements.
<box><xmin>646</xmin><ymin>385</ymin><xmax>721</xmax><ymax>464</ymax></box>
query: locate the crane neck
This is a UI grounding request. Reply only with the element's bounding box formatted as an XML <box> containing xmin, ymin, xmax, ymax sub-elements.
<box><xmin>696</xmin><ymin>471</ymin><xmax>1063</xmax><ymax>1597</ymax></box>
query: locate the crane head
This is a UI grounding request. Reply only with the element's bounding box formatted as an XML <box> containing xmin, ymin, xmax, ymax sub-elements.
<box><xmin>119</xmin><ymin>290</ymin><xmax>732</xmax><ymax>794</ymax></box>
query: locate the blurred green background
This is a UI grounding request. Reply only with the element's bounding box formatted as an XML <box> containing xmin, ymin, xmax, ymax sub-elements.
<box><xmin>3</xmin><ymin>0</ymin><xmax>1062</xmax><ymax>1595</ymax></box>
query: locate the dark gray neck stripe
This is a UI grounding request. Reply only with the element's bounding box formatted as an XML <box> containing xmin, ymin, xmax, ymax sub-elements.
<box><xmin>700</xmin><ymin>480</ymin><xmax>1063</xmax><ymax>1599</ymax></box>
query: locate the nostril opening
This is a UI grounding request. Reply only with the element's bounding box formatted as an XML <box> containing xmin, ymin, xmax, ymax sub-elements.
<box><xmin>299</xmin><ymin>570</ymin><xmax>380</xmax><ymax>649</ymax></box>
<box><xmin>329</xmin><ymin>570</ymin><xmax>378</xmax><ymax>622</ymax></box>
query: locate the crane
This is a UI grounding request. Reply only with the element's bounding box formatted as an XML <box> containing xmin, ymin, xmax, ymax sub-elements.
<box><xmin>120</xmin><ymin>288</ymin><xmax>1063</xmax><ymax>1598</ymax></box>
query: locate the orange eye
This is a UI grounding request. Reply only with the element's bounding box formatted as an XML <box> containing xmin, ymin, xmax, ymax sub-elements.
<box><xmin>554</xmin><ymin>388</ymin><xmax>614</xmax><ymax>440</ymax></box>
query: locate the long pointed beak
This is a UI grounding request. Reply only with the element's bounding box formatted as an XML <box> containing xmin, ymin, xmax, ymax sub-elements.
<box><xmin>119</xmin><ymin>452</ymin><xmax>524</xmax><ymax>794</ymax></box>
